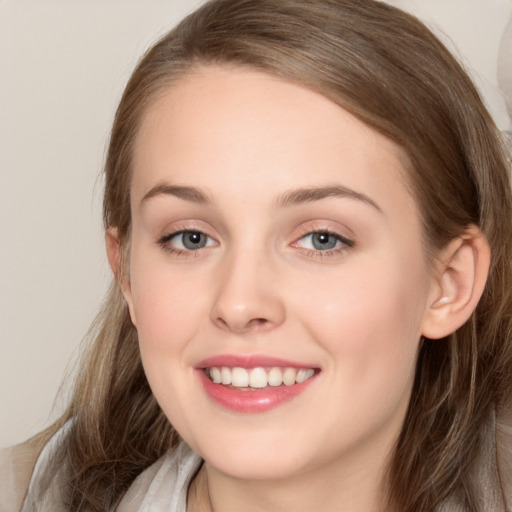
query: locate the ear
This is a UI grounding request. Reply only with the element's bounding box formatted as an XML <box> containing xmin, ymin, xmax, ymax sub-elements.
<box><xmin>105</xmin><ymin>228</ymin><xmax>137</xmax><ymax>326</ymax></box>
<box><xmin>421</xmin><ymin>226</ymin><xmax>490</xmax><ymax>339</ymax></box>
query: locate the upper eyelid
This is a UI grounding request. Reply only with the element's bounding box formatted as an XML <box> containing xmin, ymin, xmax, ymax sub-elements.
<box><xmin>293</xmin><ymin>223</ymin><xmax>355</xmax><ymax>243</ymax></box>
<box><xmin>158</xmin><ymin>222</ymin><xmax>214</xmax><ymax>239</ymax></box>
<box><xmin>294</xmin><ymin>217</ymin><xmax>355</xmax><ymax>235</ymax></box>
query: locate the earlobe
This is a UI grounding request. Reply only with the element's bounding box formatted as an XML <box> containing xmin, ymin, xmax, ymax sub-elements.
<box><xmin>105</xmin><ymin>228</ymin><xmax>137</xmax><ymax>326</ymax></box>
<box><xmin>422</xmin><ymin>226</ymin><xmax>490</xmax><ymax>340</ymax></box>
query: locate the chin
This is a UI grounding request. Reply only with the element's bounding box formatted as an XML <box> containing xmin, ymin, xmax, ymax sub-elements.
<box><xmin>187</xmin><ymin>426</ymin><xmax>322</xmax><ymax>481</ymax></box>
<box><xmin>206</xmin><ymin>449</ymin><xmax>309</xmax><ymax>481</ymax></box>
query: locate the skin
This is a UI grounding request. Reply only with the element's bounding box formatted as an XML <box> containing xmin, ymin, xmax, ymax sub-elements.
<box><xmin>108</xmin><ymin>66</ymin><xmax>489</xmax><ymax>512</ymax></box>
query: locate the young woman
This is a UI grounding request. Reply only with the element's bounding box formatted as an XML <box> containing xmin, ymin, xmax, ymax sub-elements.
<box><xmin>2</xmin><ymin>0</ymin><xmax>512</xmax><ymax>511</ymax></box>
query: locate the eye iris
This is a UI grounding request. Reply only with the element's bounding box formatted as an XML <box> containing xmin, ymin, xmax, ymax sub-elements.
<box><xmin>312</xmin><ymin>232</ymin><xmax>338</xmax><ymax>250</ymax></box>
<box><xmin>182</xmin><ymin>231</ymin><xmax>206</xmax><ymax>250</ymax></box>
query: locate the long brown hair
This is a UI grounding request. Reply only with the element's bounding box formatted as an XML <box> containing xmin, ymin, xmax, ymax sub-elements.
<box><xmin>41</xmin><ymin>1</ymin><xmax>512</xmax><ymax>510</ymax></box>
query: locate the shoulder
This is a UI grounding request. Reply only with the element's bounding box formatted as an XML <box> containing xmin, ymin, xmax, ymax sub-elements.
<box><xmin>496</xmin><ymin>405</ymin><xmax>512</xmax><ymax>511</ymax></box>
<box><xmin>118</xmin><ymin>442</ymin><xmax>202</xmax><ymax>512</ymax></box>
<box><xmin>439</xmin><ymin>408</ymin><xmax>512</xmax><ymax>512</ymax></box>
<box><xmin>0</xmin><ymin>436</ymin><xmax>46</xmax><ymax>512</ymax></box>
<box><xmin>1</xmin><ymin>427</ymin><xmax>200</xmax><ymax>512</ymax></box>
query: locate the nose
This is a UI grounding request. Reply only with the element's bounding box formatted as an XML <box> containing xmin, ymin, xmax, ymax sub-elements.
<box><xmin>210</xmin><ymin>248</ymin><xmax>286</xmax><ymax>334</ymax></box>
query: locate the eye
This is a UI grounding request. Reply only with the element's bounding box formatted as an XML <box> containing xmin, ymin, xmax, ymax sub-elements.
<box><xmin>293</xmin><ymin>230</ymin><xmax>354</xmax><ymax>253</ymax></box>
<box><xmin>160</xmin><ymin>230</ymin><xmax>216</xmax><ymax>251</ymax></box>
<box><xmin>301</xmin><ymin>232</ymin><xmax>340</xmax><ymax>250</ymax></box>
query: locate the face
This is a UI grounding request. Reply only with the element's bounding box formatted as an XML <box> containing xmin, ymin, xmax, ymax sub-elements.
<box><xmin>123</xmin><ymin>67</ymin><xmax>435</xmax><ymax>484</ymax></box>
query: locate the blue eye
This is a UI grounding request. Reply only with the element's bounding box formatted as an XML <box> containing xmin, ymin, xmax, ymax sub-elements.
<box><xmin>296</xmin><ymin>231</ymin><xmax>353</xmax><ymax>252</ymax></box>
<box><xmin>308</xmin><ymin>233</ymin><xmax>339</xmax><ymax>250</ymax></box>
<box><xmin>161</xmin><ymin>230</ymin><xmax>215</xmax><ymax>251</ymax></box>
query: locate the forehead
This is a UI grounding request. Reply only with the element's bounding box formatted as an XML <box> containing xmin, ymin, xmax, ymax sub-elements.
<box><xmin>131</xmin><ymin>66</ymin><xmax>416</xmax><ymax>218</ymax></box>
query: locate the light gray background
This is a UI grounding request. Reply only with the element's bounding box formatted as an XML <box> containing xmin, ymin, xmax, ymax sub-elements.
<box><xmin>1</xmin><ymin>0</ymin><xmax>511</xmax><ymax>448</ymax></box>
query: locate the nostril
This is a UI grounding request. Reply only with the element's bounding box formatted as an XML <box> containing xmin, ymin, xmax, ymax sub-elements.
<box><xmin>215</xmin><ymin>318</ymin><xmax>229</xmax><ymax>329</ymax></box>
<box><xmin>251</xmin><ymin>318</ymin><xmax>268</xmax><ymax>327</ymax></box>
<box><xmin>213</xmin><ymin>316</ymin><xmax>271</xmax><ymax>333</ymax></box>
<box><xmin>242</xmin><ymin>317</ymin><xmax>272</xmax><ymax>333</ymax></box>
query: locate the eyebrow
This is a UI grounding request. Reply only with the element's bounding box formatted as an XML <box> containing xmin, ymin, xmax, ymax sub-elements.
<box><xmin>140</xmin><ymin>182</ymin><xmax>382</xmax><ymax>213</ymax></box>
<box><xmin>276</xmin><ymin>185</ymin><xmax>383</xmax><ymax>213</ymax></box>
<box><xmin>141</xmin><ymin>184</ymin><xmax>213</xmax><ymax>206</ymax></box>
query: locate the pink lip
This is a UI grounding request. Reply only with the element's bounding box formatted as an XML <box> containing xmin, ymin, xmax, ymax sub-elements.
<box><xmin>196</xmin><ymin>354</ymin><xmax>312</xmax><ymax>369</ymax></box>
<box><xmin>196</xmin><ymin>354</ymin><xmax>319</xmax><ymax>413</ymax></box>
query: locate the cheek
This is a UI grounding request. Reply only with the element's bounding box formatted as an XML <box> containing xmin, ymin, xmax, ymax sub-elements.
<box><xmin>128</xmin><ymin>258</ymin><xmax>206</xmax><ymax>421</ymax></box>
<box><xmin>128</xmin><ymin>251</ymin><xmax>206</xmax><ymax>356</ymax></box>
<box><xmin>292</xmin><ymin>251</ymin><xmax>429</xmax><ymax>378</ymax></box>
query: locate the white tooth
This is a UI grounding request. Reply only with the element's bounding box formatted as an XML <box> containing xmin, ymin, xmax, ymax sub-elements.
<box><xmin>249</xmin><ymin>367</ymin><xmax>268</xmax><ymax>388</ymax></box>
<box><xmin>295</xmin><ymin>369</ymin><xmax>308</xmax><ymax>383</ymax></box>
<box><xmin>283</xmin><ymin>368</ymin><xmax>297</xmax><ymax>386</ymax></box>
<box><xmin>268</xmin><ymin>367</ymin><xmax>283</xmax><ymax>386</ymax></box>
<box><xmin>305</xmin><ymin>369</ymin><xmax>315</xmax><ymax>379</ymax></box>
<box><xmin>231</xmin><ymin>367</ymin><xmax>249</xmax><ymax>387</ymax></box>
<box><xmin>210</xmin><ymin>367</ymin><xmax>221</xmax><ymax>384</ymax></box>
<box><xmin>221</xmin><ymin>367</ymin><xmax>232</xmax><ymax>385</ymax></box>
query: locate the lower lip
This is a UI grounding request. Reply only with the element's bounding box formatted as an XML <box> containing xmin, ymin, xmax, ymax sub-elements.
<box><xmin>197</xmin><ymin>370</ymin><xmax>317</xmax><ymax>413</ymax></box>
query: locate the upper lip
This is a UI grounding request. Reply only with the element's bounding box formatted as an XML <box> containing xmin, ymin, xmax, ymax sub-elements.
<box><xmin>196</xmin><ymin>354</ymin><xmax>318</xmax><ymax>369</ymax></box>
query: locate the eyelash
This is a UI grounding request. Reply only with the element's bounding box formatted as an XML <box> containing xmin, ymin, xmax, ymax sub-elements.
<box><xmin>292</xmin><ymin>228</ymin><xmax>355</xmax><ymax>259</ymax></box>
<box><xmin>157</xmin><ymin>227</ymin><xmax>355</xmax><ymax>258</ymax></box>
<box><xmin>158</xmin><ymin>228</ymin><xmax>215</xmax><ymax>257</ymax></box>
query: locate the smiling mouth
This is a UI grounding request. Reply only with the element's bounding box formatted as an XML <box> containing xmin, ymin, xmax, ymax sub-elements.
<box><xmin>206</xmin><ymin>366</ymin><xmax>316</xmax><ymax>390</ymax></box>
